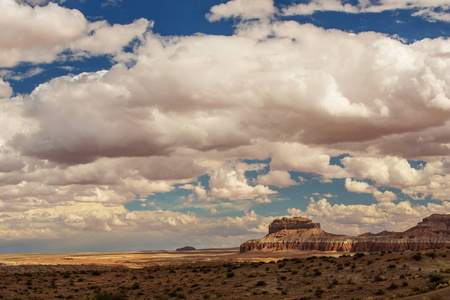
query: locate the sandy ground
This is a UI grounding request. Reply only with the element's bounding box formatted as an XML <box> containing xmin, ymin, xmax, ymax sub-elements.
<box><xmin>0</xmin><ymin>249</ymin><xmax>344</xmax><ymax>268</ymax></box>
<box><xmin>0</xmin><ymin>250</ymin><xmax>240</xmax><ymax>269</ymax></box>
<box><xmin>0</xmin><ymin>249</ymin><xmax>448</xmax><ymax>299</ymax></box>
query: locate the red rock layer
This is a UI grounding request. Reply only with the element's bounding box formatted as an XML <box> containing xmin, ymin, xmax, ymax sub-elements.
<box><xmin>240</xmin><ymin>238</ymin><xmax>450</xmax><ymax>253</ymax></box>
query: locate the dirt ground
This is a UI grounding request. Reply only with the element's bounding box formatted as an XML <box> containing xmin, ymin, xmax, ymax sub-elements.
<box><xmin>0</xmin><ymin>249</ymin><xmax>448</xmax><ymax>299</ymax></box>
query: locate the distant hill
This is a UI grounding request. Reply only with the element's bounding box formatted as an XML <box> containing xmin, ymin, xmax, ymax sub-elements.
<box><xmin>176</xmin><ymin>246</ymin><xmax>196</xmax><ymax>251</ymax></box>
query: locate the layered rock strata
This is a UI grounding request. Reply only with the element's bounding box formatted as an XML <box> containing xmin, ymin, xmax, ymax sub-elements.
<box><xmin>268</xmin><ymin>217</ymin><xmax>320</xmax><ymax>234</ymax></box>
<box><xmin>240</xmin><ymin>214</ymin><xmax>450</xmax><ymax>253</ymax></box>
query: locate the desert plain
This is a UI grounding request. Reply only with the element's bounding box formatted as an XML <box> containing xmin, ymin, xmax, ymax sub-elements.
<box><xmin>0</xmin><ymin>248</ymin><xmax>449</xmax><ymax>299</ymax></box>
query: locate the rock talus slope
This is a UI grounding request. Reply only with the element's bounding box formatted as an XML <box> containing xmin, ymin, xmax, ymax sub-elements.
<box><xmin>240</xmin><ymin>214</ymin><xmax>450</xmax><ymax>253</ymax></box>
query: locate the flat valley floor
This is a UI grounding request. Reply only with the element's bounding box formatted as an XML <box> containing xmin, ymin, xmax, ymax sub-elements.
<box><xmin>0</xmin><ymin>249</ymin><xmax>449</xmax><ymax>299</ymax></box>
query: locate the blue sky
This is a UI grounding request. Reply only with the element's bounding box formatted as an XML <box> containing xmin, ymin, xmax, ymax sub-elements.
<box><xmin>0</xmin><ymin>0</ymin><xmax>450</xmax><ymax>253</ymax></box>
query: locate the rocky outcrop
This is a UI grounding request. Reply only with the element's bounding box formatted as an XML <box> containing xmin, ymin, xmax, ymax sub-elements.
<box><xmin>268</xmin><ymin>217</ymin><xmax>320</xmax><ymax>234</ymax></box>
<box><xmin>240</xmin><ymin>214</ymin><xmax>450</xmax><ymax>253</ymax></box>
<box><xmin>402</xmin><ymin>214</ymin><xmax>450</xmax><ymax>238</ymax></box>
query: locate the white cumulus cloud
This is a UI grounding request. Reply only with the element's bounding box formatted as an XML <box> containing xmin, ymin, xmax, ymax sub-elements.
<box><xmin>0</xmin><ymin>0</ymin><xmax>150</xmax><ymax>68</ymax></box>
<box><xmin>207</xmin><ymin>0</ymin><xmax>277</xmax><ymax>22</ymax></box>
<box><xmin>257</xmin><ymin>170</ymin><xmax>298</xmax><ymax>187</ymax></box>
<box><xmin>282</xmin><ymin>0</ymin><xmax>450</xmax><ymax>23</ymax></box>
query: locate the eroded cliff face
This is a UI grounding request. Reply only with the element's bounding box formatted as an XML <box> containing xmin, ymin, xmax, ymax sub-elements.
<box><xmin>403</xmin><ymin>214</ymin><xmax>450</xmax><ymax>238</ymax></box>
<box><xmin>240</xmin><ymin>237</ymin><xmax>450</xmax><ymax>252</ymax></box>
<box><xmin>240</xmin><ymin>214</ymin><xmax>450</xmax><ymax>253</ymax></box>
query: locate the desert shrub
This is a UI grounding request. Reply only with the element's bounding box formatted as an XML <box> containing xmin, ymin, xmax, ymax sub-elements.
<box><xmin>168</xmin><ymin>290</ymin><xmax>178</xmax><ymax>297</ymax></box>
<box><xmin>93</xmin><ymin>291</ymin><xmax>126</xmax><ymax>300</ymax></box>
<box><xmin>255</xmin><ymin>280</ymin><xmax>266</xmax><ymax>287</ymax></box>
<box><xmin>226</xmin><ymin>272</ymin><xmax>234</xmax><ymax>278</ymax></box>
<box><xmin>402</xmin><ymin>282</ymin><xmax>409</xmax><ymax>287</ymax></box>
<box><xmin>92</xmin><ymin>270</ymin><xmax>101</xmax><ymax>276</ymax></box>
<box><xmin>314</xmin><ymin>287</ymin><xmax>324</xmax><ymax>298</ymax></box>
<box><xmin>367</xmin><ymin>260</ymin><xmax>374</xmax><ymax>265</ymax></box>
<box><xmin>387</xmin><ymin>283</ymin><xmax>398</xmax><ymax>290</ymax></box>
<box><xmin>131</xmin><ymin>282</ymin><xmax>140</xmax><ymax>290</ymax></box>
<box><xmin>353</xmin><ymin>253</ymin><xmax>365</xmax><ymax>259</ymax></box>
<box><xmin>429</xmin><ymin>274</ymin><xmax>443</xmax><ymax>283</ymax></box>
<box><xmin>279</xmin><ymin>276</ymin><xmax>287</xmax><ymax>281</ymax></box>
<box><xmin>425</xmin><ymin>252</ymin><xmax>436</xmax><ymax>259</ymax></box>
<box><xmin>375</xmin><ymin>289</ymin><xmax>384</xmax><ymax>295</ymax></box>
<box><xmin>387</xmin><ymin>264</ymin><xmax>396</xmax><ymax>269</ymax></box>
<box><xmin>411</xmin><ymin>253</ymin><xmax>422</xmax><ymax>261</ymax></box>
<box><xmin>313</xmin><ymin>270</ymin><xmax>322</xmax><ymax>276</ymax></box>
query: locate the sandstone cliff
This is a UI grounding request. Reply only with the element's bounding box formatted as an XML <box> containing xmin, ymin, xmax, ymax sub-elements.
<box><xmin>240</xmin><ymin>214</ymin><xmax>450</xmax><ymax>253</ymax></box>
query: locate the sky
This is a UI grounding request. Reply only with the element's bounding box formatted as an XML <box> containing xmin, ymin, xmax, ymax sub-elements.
<box><xmin>1</xmin><ymin>0</ymin><xmax>450</xmax><ymax>254</ymax></box>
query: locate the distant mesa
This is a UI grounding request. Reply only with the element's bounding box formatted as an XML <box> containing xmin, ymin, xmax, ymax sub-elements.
<box><xmin>176</xmin><ymin>246</ymin><xmax>196</xmax><ymax>251</ymax></box>
<box><xmin>240</xmin><ymin>214</ymin><xmax>450</xmax><ymax>253</ymax></box>
<box><xmin>269</xmin><ymin>217</ymin><xmax>320</xmax><ymax>234</ymax></box>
